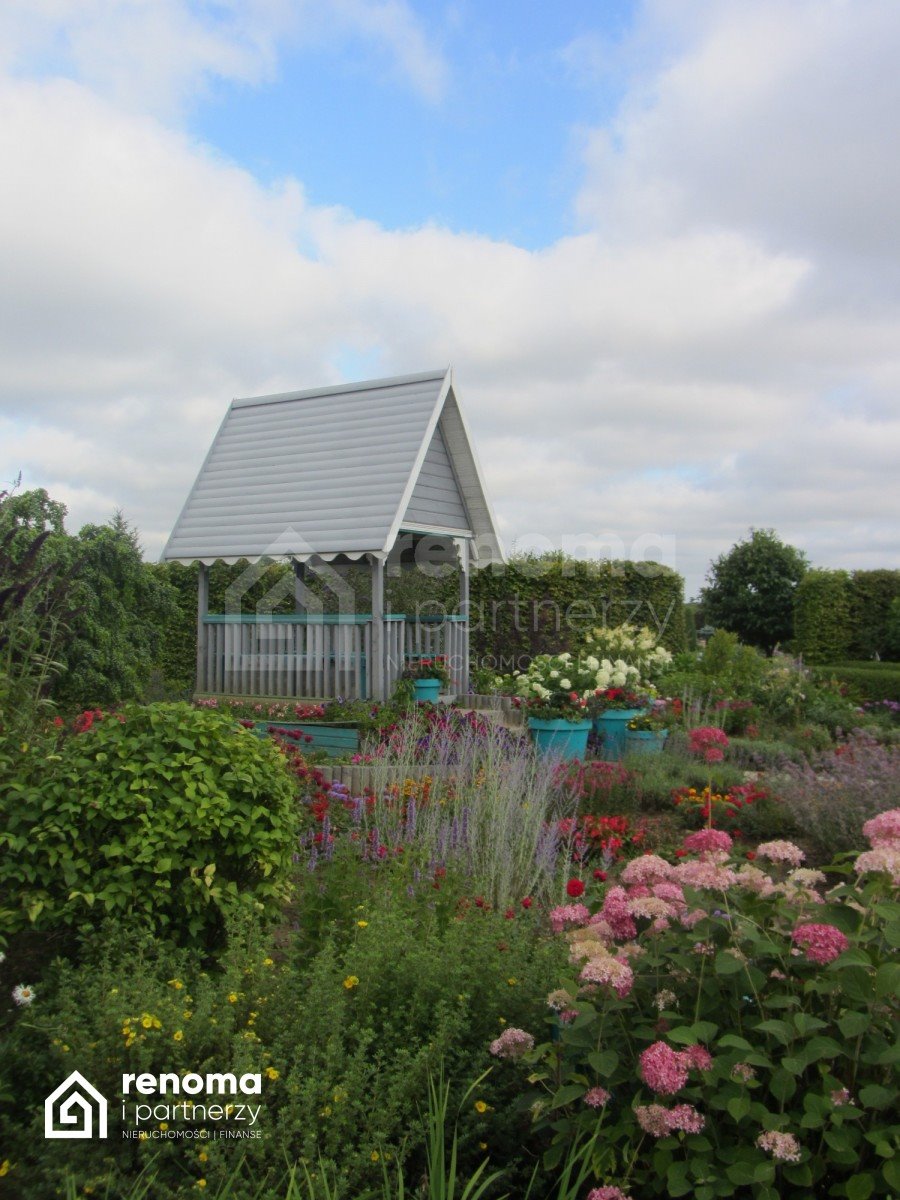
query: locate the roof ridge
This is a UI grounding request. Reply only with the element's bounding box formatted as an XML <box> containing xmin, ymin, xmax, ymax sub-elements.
<box><xmin>232</xmin><ymin>368</ymin><xmax>449</xmax><ymax>409</ymax></box>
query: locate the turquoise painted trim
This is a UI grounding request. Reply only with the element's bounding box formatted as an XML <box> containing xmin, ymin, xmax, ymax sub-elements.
<box><xmin>246</xmin><ymin>721</ymin><xmax>360</xmax><ymax>757</ymax></box>
<box><xmin>203</xmin><ymin>612</ymin><xmax>467</xmax><ymax>624</ymax></box>
<box><xmin>203</xmin><ymin>613</ymin><xmax>404</xmax><ymax>625</ymax></box>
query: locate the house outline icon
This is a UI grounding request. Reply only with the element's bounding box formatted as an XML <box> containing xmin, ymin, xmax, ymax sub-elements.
<box><xmin>45</xmin><ymin>1070</ymin><xmax>108</xmax><ymax>1139</ymax></box>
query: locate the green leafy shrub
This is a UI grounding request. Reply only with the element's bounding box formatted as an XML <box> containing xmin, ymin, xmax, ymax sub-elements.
<box><xmin>793</xmin><ymin>569</ymin><xmax>853</xmax><ymax>664</ymax></box>
<box><xmin>498</xmin><ymin>820</ymin><xmax>900</xmax><ymax>1199</ymax></box>
<box><xmin>0</xmin><ymin>703</ymin><xmax>299</xmax><ymax>946</ymax></box>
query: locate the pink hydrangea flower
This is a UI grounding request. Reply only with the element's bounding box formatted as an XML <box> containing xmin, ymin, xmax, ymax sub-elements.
<box><xmin>666</xmin><ymin>1103</ymin><xmax>706</xmax><ymax>1133</ymax></box>
<box><xmin>862</xmin><ymin>809</ymin><xmax>900</xmax><ymax>846</ymax></box>
<box><xmin>579</xmin><ymin>955</ymin><xmax>635</xmax><ymax>999</ymax></box>
<box><xmin>854</xmin><ymin>844</ymin><xmax>900</xmax><ymax>885</ymax></box>
<box><xmin>583</xmin><ymin>1086</ymin><xmax>610</xmax><ymax>1108</ymax></box>
<box><xmin>639</xmin><ymin>1042</ymin><xmax>689</xmax><ymax>1095</ymax></box>
<box><xmin>599</xmin><ymin>887</ymin><xmax>638</xmax><ymax>940</ymax></box>
<box><xmin>621</xmin><ymin>854</ymin><xmax>675</xmax><ymax>887</ymax></box>
<box><xmin>651</xmin><ymin>881</ymin><xmax>686</xmax><ymax>909</ymax></box>
<box><xmin>549</xmin><ymin>903</ymin><xmax>591</xmax><ymax>933</ymax></box>
<box><xmin>683</xmin><ymin>1044</ymin><xmax>713</xmax><ymax>1071</ymax></box>
<box><xmin>756</xmin><ymin>1130</ymin><xmax>802</xmax><ymax>1162</ymax></box>
<box><xmin>734</xmin><ymin>864</ymin><xmax>777</xmax><ymax>897</ymax></box>
<box><xmin>756</xmin><ymin>840</ymin><xmax>805</xmax><ymax>867</ymax></box>
<box><xmin>791</xmin><ymin>923</ymin><xmax>849</xmax><ymax>964</ymax></box>
<box><xmin>489</xmin><ymin>1027</ymin><xmax>535</xmax><ymax>1059</ymax></box>
<box><xmin>674</xmin><ymin>859</ymin><xmax>737</xmax><ymax>891</ymax></box>
<box><xmin>635</xmin><ymin>1103</ymin><xmax>672</xmax><ymax>1136</ymax></box>
<box><xmin>682</xmin><ymin>828</ymin><xmax>733</xmax><ymax>855</ymax></box>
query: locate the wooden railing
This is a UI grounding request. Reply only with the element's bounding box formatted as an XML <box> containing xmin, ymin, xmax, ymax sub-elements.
<box><xmin>199</xmin><ymin>614</ymin><xmax>468</xmax><ymax>700</ymax></box>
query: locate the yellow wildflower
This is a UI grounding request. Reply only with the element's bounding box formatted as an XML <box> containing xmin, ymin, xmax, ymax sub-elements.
<box><xmin>357</xmin><ymin>920</ymin><xmax>369</xmax><ymax>928</ymax></box>
<box><xmin>174</xmin><ymin>1031</ymin><xmax>184</xmax><ymax>1042</ymax></box>
<box><xmin>227</xmin><ymin>992</ymin><xmax>238</xmax><ymax>1004</ymax></box>
<box><xmin>474</xmin><ymin>1100</ymin><xmax>488</xmax><ymax>1114</ymax></box>
<box><xmin>263</xmin><ymin>957</ymin><xmax>274</xmax><ymax>967</ymax></box>
<box><xmin>265</xmin><ymin>1067</ymin><xmax>279</xmax><ymax>1080</ymax></box>
<box><xmin>168</xmin><ymin>979</ymin><xmax>184</xmax><ymax>990</ymax></box>
<box><xmin>343</xmin><ymin>976</ymin><xmax>359</xmax><ymax>990</ymax></box>
<box><xmin>370</xmin><ymin>1151</ymin><xmax>380</xmax><ymax>1163</ymax></box>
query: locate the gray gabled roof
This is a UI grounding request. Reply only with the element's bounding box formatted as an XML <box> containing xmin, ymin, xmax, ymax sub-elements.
<box><xmin>162</xmin><ymin>367</ymin><xmax>504</xmax><ymax>565</ymax></box>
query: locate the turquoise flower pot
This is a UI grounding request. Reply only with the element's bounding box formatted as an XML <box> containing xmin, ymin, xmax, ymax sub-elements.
<box><xmin>528</xmin><ymin>718</ymin><xmax>592</xmax><ymax>760</ymax></box>
<box><xmin>593</xmin><ymin>708</ymin><xmax>647</xmax><ymax>761</ymax></box>
<box><xmin>624</xmin><ymin>728</ymin><xmax>669</xmax><ymax>756</ymax></box>
<box><xmin>413</xmin><ymin>678</ymin><xmax>441</xmax><ymax>703</ymax></box>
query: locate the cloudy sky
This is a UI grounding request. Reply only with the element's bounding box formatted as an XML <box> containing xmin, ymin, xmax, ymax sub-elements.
<box><xmin>1</xmin><ymin>0</ymin><xmax>898</xmax><ymax>597</ymax></box>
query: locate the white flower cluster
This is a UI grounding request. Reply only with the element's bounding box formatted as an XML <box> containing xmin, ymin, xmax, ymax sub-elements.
<box><xmin>582</xmin><ymin>624</ymin><xmax>672</xmax><ymax>683</ymax></box>
<box><xmin>513</xmin><ymin>651</ymin><xmax>641</xmax><ymax>707</ymax></box>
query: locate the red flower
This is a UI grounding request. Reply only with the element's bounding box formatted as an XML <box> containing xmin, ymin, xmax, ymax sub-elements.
<box><xmin>593</xmin><ymin>869</ymin><xmax>607</xmax><ymax>881</ymax></box>
<box><xmin>474</xmin><ymin>896</ymin><xmax>485</xmax><ymax>908</ymax></box>
<box><xmin>566</xmin><ymin>878</ymin><xmax>585</xmax><ymax>898</ymax></box>
<box><xmin>504</xmin><ymin>908</ymin><xmax>515</xmax><ymax>920</ymax></box>
<box><xmin>52</xmin><ymin>716</ymin><xmax>65</xmax><ymax>728</ymax></box>
<box><xmin>746</xmin><ymin>850</ymin><xmax>757</xmax><ymax>860</ymax></box>
<box><xmin>521</xmin><ymin>896</ymin><xmax>533</xmax><ymax>909</ymax></box>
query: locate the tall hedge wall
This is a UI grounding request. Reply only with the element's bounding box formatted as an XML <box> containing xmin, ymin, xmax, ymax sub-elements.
<box><xmin>468</xmin><ymin>557</ymin><xmax>686</xmax><ymax>672</ymax></box>
<box><xmin>792</xmin><ymin>569</ymin><xmax>852</xmax><ymax>664</ymax></box>
<box><xmin>793</xmin><ymin>568</ymin><xmax>900</xmax><ymax>663</ymax></box>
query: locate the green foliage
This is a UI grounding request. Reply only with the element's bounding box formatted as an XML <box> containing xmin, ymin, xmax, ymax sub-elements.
<box><xmin>0</xmin><ymin>487</ymin><xmax>182</xmax><ymax>711</ymax></box>
<box><xmin>1</xmin><ymin>898</ymin><xmax>563</xmax><ymax>1198</ymax></box>
<box><xmin>0</xmin><ymin>703</ymin><xmax>299</xmax><ymax>946</ymax></box>
<box><xmin>702</xmin><ymin>529</ymin><xmax>808</xmax><ymax>655</ymax></box>
<box><xmin>507</xmin><ymin>840</ymin><xmax>900</xmax><ymax>1198</ymax></box>
<box><xmin>847</xmin><ymin>570</ymin><xmax>900</xmax><ymax>660</ymax></box>
<box><xmin>470</xmin><ymin>554</ymin><xmax>686</xmax><ymax>671</ymax></box>
<box><xmin>885</xmin><ymin>599</ymin><xmax>900</xmax><ymax>662</ymax></box>
<box><xmin>811</xmin><ymin>664</ymin><xmax>900</xmax><ymax>704</ymax></box>
<box><xmin>793</xmin><ymin>569</ymin><xmax>853</xmax><ymax>664</ymax></box>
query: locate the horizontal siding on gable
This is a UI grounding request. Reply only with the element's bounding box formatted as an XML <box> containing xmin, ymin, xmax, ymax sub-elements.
<box><xmin>403</xmin><ymin>425</ymin><xmax>469</xmax><ymax>530</ymax></box>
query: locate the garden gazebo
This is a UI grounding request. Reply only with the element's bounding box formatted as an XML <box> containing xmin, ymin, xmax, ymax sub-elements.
<box><xmin>162</xmin><ymin>368</ymin><xmax>504</xmax><ymax>700</ymax></box>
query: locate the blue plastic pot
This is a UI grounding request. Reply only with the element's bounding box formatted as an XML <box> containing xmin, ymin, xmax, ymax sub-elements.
<box><xmin>413</xmin><ymin>678</ymin><xmax>442</xmax><ymax>703</ymax></box>
<box><xmin>528</xmin><ymin>717</ymin><xmax>592</xmax><ymax>760</ymax></box>
<box><xmin>624</xmin><ymin>728</ymin><xmax>669</xmax><ymax>756</ymax></box>
<box><xmin>593</xmin><ymin>708</ymin><xmax>647</xmax><ymax>761</ymax></box>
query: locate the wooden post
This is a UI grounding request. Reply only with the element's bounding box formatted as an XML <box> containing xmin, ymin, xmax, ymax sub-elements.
<box><xmin>458</xmin><ymin>539</ymin><xmax>470</xmax><ymax>695</ymax></box>
<box><xmin>196</xmin><ymin>562</ymin><xmax>209</xmax><ymax>693</ymax></box>
<box><xmin>370</xmin><ymin>554</ymin><xmax>385</xmax><ymax>700</ymax></box>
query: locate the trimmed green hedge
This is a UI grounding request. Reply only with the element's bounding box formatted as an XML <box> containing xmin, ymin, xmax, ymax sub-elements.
<box><xmin>811</xmin><ymin>663</ymin><xmax>900</xmax><ymax>702</ymax></box>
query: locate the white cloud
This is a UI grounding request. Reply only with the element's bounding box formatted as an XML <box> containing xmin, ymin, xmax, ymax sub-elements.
<box><xmin>1</xmin><ymin>0</ymin><xmax>898</xmax><ymax>598</ymax></box>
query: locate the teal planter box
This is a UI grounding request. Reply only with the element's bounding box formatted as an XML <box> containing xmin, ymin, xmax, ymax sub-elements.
<box><xmin>594</xmin><ymin>708</ymin><xmax>647</xmax><ymax>761</ymax></box>
<box><xmin>624</xmin><ymin>728</ymin><xmax>669</xmax><ymax>756</ymax></box>
<box><xmin>247</xmin><ymin>721</ymin><xmax>360</xmax><ymax>758</ymax></box>
<box><xmin>413</xmin><ymin>678</ymin><xmax>441</xmax><ymax>703</ymax></box>
<box><xmin>528</xmin><ymin>718</ymin><xmax>592</xmax><ymax>760</ymax></box>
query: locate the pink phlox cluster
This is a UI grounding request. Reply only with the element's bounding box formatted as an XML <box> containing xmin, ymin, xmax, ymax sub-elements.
<box><xmin>830</xmin><ymin>1087</ymin><xmax>853</xmax><ymax>1106</ymax></box>
<box><xmin>583</xmin><ymin>1086</ymin><xmax>610</xmax><ymax>1108</ymax></box>
<box><xmin>862</xmin><ymin>808</ymin><xmax>900</xmax><ymax>846</ymax></box>
<box><xmin>756</xmin><ymin>1130</ymin><xmax>802</xmax><ymax>1163</ymax></box>
<box><xmin>621</xmin><ymin>854</ymin><xmax>675</xmax><ymax>887</ymax></box>
<box><xmin>586</xmin><ymin>1188</ymin><xmax>633</xmax><ymax>1200</ymax></box>
<box><xmin>688</xmin><ymin>725</ymin><xmax>729</xmax><ymax>762</ymax></box>
<box><xmin>599</xmin><ymin>886</ymin><xmax>638</xmax><ymax>940</ymax></box>
<box><xmin>549</xmin><ymin>903</ymin><xmax>591</xmax><ymax>933</ymax></box>
<box><xmin>674</xmin><ymin>858</ymin><xmax>737</xmax><ymax>891</ymax></box>
<box><xmin>682</xmin><ymin>828</ymin><xmax>733</xmax><ymax>855</ymax></box>
<box><xmin>489</xmin><ymin>1026</ymin><xmax>535</xmax><ymax>1059</ymax></box>
<box><xmin>756</xmin><ymin>840</ymin><xmax>805</xmax><ymax>867</ymax></box>
<box><xmin>791</xmin><ymin>922</ymin><xmax>849</xmax><ymax>964</ymax></box>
